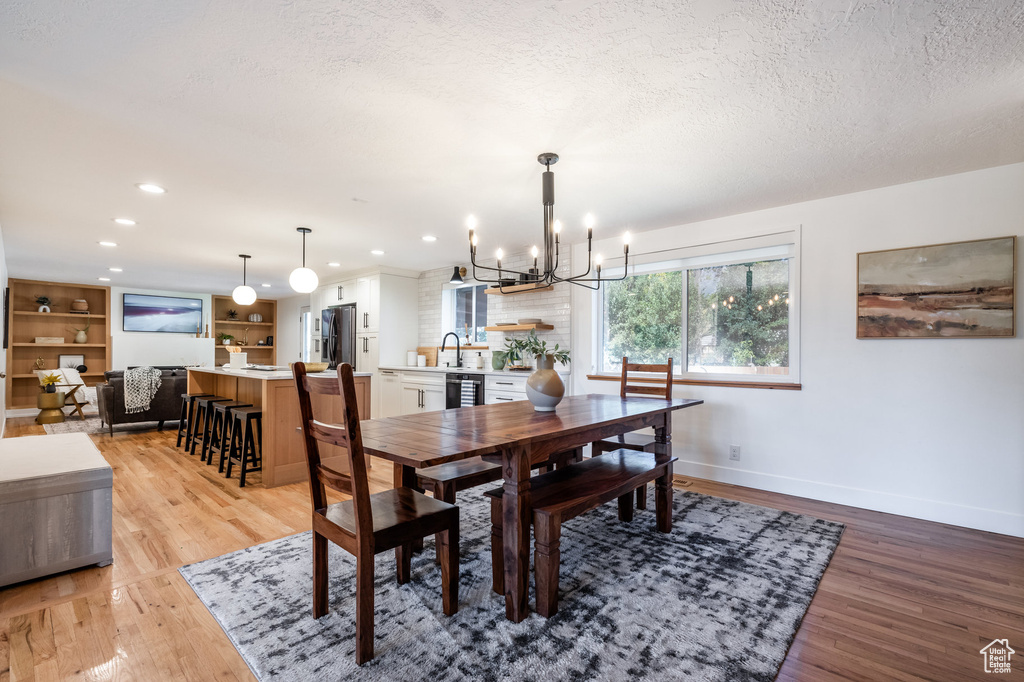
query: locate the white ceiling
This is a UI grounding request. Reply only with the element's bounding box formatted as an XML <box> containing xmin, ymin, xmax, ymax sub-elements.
<box><xmin>1</xmin><ymin>1</ymin><xmax>1022</xmax><ymax>296</ymax></box>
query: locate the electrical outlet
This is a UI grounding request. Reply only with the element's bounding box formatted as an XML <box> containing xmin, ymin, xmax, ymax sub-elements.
<box><xmin>729</xmin><ymin>445</ymin><xmax>741</xmax><ymax>461</ymax></box>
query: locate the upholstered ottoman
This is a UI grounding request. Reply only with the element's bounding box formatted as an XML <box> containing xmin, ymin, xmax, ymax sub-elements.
<box><xmin>0</xmin><ymin>433</ymin><xmax>113</xmax><ymax>587</ymax></box>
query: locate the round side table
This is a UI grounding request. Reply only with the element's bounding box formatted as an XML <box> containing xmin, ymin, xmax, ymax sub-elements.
<box><xmin>36</xmin><ymin>391</ymin><xmax>67</xmax><ymax>424</ymax></box>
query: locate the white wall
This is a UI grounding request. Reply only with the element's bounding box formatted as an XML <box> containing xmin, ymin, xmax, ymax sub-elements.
<box><xmin>573</xmin><ymin>162</ymin><xmax>1024</xmax><ymax>538</ymax></box>
<box><xmin>110</xmin><ymin>287</ymin><xmax>215</xmax><ymax>368</ymax></box>
<box><xmin>275</xmin><ymin>293</ymin><xmax>310</xmax><ymax>366</ymax></box>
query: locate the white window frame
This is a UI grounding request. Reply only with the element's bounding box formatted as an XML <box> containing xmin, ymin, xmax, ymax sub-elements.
<box><xmin>591</xmin><ymin>230</ymin><xmax>801</xmax><ymax>385</ymax></box>
<box><xmin>442</xmin><ymin>282</ymin><xmax>489</xmax><ymax>344</ymax></box>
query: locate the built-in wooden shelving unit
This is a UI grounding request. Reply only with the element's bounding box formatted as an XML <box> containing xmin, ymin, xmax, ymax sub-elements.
<box><xmin>6</xmin><ymin>279</ymin><xmax>112</xmax><ymax>409</ymax></box>
<box><xmin>211</xmin><ymin>296</ymin><xmax>277</xmax><ymax>365</ymax></box>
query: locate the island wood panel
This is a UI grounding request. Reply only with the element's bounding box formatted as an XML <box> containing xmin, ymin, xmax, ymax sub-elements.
<box><xmin>186</xmin><ymin>370</ymin><xmax>370</xmax><ymax>487</ymax></box>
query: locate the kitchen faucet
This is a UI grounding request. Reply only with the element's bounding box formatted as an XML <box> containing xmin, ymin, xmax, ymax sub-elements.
<box><xmin>441</xmin><ymin>332</ymin><xmax>462</xmax><ymax>368</ymax></box>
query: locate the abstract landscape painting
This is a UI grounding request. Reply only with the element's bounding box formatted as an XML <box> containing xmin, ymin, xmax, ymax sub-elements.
<box><xmin>857</xmin><ymin>236</ymin><xmax>1015</xmax><ymax>338</ymax></box>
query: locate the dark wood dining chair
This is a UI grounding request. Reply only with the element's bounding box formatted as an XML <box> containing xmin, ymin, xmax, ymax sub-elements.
<box><xmin>591</xmin><ymin>356</ymin><xmax>674</xmax><ymax>509</ymax></box>
<box><xmin>293</xmin><ymin>362</ymin><xmax>460</xmax><ymax>665</ymax></box>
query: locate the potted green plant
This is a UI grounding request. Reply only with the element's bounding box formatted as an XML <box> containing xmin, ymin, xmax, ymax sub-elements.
<box><xmin>217</xmin><ymin>332</ymin><xmax>235</xmax><ymax>345</ymax></box>
<box><xmin>502</xmin><ymin>336</ymin><xmax>528</xmax><ymax>368</ymax></box>
<box><xmin>36</xmin><ymin>295</ymin><xmax>52</xmax><ymax>313</ymax></box>
<box><xmin>226</xmin><ymin>309</ymin><xmax>239</xmax><ymax>321</ymax></box>
<box><xmin>522</xmin><ymin>330</ymin><xmax>570</xmax><ymax>370</ymax></box>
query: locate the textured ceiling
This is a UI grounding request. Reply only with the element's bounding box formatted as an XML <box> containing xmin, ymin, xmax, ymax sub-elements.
<box><xmin>1</xmin><ymin>0</ymin><xmax>1022</xmax><ymax>295</ymax></box>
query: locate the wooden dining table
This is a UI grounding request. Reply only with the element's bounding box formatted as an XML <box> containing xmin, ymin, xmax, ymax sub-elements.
<box><xmin>358</xmin><ymin>393</ymin><xmax>704</xmax><ymax>622</ymax></box>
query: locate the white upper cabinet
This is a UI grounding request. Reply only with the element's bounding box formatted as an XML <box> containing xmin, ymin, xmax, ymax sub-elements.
<box><xmin>357</xmin><ymin>276</ymin><xmax>380</xmax><ymax>332</ymax></box>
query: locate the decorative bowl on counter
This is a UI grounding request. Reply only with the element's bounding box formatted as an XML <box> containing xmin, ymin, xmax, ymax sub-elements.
<box><xmin>290</xmin><ymin>361</ymin><xmax>329</xmax><ymax>373</ymax></box>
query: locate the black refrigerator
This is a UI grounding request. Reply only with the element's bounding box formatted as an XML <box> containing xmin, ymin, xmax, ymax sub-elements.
<box><xmin>321</xmin><ymin>303</ymin><xmax>357</xmax><ymax>370</ymax></box>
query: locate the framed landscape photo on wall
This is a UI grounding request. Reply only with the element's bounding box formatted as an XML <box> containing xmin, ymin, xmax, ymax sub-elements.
<box><xmin>857</xmin><ymin>236</ymin><xmax>1015</xmax><ymax>338</ymax></box>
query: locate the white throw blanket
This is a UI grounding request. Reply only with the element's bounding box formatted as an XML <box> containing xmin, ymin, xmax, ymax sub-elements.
<box><xmin>123</xmin><ymin>366</ymin><xmax>162</xmax><ymax>414</ymax></box>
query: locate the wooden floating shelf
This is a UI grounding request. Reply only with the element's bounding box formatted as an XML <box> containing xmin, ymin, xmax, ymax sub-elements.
<box><xmin>216</xmin><ymin>320</ymin><xmax>274</xmax><ymax>326</ymax></box>
<box><xmin>12</xmin><ymin>343</ymin><xmax>108</xmax><ymax>348</ymax></box>
<box><xmin>13</xmin><ymin>311</ymin><xmax>107</xmax><ymax>319</ymax></box>
<box><xmin>483</xmin><ymin>282</ymin><xmax>552</xmax><ymax>296</ymax></box>
<box><xmin>216</xmin><ymin>345</ymin><xmax>274</xmax><ymax>349</ymax></box>
<box><xmin>484</xmin><ymin>323</ymin><xmax>554</xmax><ymax>332</ymax></box>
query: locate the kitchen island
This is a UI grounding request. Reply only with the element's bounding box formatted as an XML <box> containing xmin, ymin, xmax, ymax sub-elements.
<box><xmin>186</xmin><ymin>366</ymin><xmax>372</xmax><ymax>487</ymax></box>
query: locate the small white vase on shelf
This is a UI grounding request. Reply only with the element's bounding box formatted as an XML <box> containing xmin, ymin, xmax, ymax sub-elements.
<box><xmin>73</xmin><ymin>330</ymin><xmax>88</xmax><ymax>344</ymax></box>
<box><xmin>525</xmin><ymin>354</ymin><xmax>564</xmax><ymax>412</ymax></box>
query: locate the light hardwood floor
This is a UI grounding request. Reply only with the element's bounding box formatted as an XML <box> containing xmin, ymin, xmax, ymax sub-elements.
<box><xmin>1</xmin><ymin>419</ymin><xmax>1021</xmax><ymax>681</ymax></box>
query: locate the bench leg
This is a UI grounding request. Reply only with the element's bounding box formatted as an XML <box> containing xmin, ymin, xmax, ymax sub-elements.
<box><xmin>636</xmin><ymin>484</ymin><xmax>648</xmax><ymax>510</ymax></box>
<box><xmin>433</xmin><ymin>481</ymin><xmax>455</xmax><ymax>565</ymax></box>
<box><xmin>489</xmin><ymin>496</ymin><xmax>504</xmax><ymax>595</ymax></box>
<box><xmin>534</xmin><ymin>518</ymin><xmax>561</xmax><ymax>618</ymax></box>
<box><xmin>617</xmin><ymin>492</ymin><xmax>634</xmax><ymax>522</ymax></box>
<box><xmin>656</xmin><ymin>463</ymin><xmax>673</xmax><ymax>533</ymax></box>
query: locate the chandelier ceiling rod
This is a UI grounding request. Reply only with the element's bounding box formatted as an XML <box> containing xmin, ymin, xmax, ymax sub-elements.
<box><xmin>467</xmin><ymin>153</ymin><xmax>631</xmax><ymax>292</ymax></box>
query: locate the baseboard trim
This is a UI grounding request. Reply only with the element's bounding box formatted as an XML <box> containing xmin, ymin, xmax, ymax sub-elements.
<box><xmin>674</xmin><ymin>459</ymin><xmax>1024</xmax><ymax>538</ymax></box>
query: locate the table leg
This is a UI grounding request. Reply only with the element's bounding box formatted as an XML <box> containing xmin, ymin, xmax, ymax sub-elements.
<box><xmin>502</xmin><ymin>444</ymin><xmax>532</xmax><ymax>622</ymax></box>
<box><xmin>393</xmin><ymin>463</ymin><xmax>424</xmax><ymax>552</ymax></box>
<box><xmin>654</xmin><ymin>413</ymin><xmax>673</xmax><ymax>533</ymax></box>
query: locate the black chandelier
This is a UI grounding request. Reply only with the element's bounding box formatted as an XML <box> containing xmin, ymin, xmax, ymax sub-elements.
<box><xmin>466</xmin><ymin>153</ymin><xmax>631</xmax><ymax>292</ymax></box>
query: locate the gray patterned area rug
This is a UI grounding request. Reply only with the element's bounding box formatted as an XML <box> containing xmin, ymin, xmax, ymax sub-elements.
<box><xmin>180</xmin><ymin>490</ymin><xmax>843</xmax><ymax>681</ymax></box>
<box><xmin>42</xmin><ymin>415</ymin><xmax>166</xmax><ymax>435</ymax></box>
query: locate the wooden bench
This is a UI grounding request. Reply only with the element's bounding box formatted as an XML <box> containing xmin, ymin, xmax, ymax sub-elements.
<box><xmin>485</xmin><ymin>448</ymin><xmax>677</xmax><ymax>617</ymax></box>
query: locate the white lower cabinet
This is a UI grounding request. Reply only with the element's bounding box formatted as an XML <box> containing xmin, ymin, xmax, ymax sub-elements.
<box><xmin>379</xmin><ymin>370</ymin><xmax>402</xmax><ymax>418</ymax></box>
<box><xmin>400</xmin><ymin>373</ymin><xmax>445</xmax><ymax>415</ymax></box>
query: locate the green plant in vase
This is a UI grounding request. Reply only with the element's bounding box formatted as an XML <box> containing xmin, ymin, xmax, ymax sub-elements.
<box><xmin>503</xmin><ymin>336</ymin><xmax>528</xmax><ymax>367</ymax></box>
<box><xmin>217</xmin><ymin>332</ymin><xmax>235</xmax><ymax>345</ymax></box>
<box><xmin>69</xmin><ymin>316</ymin><xmax>91</xmax><ymax>344</ymax></box>
<box><xmin>522</xmin><ymin>330</ymin><xmax>570</xmax><ymax>370</ymax></box>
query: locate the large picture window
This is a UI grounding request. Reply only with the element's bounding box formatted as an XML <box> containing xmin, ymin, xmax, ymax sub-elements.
<box><xmin>596</xmin><ymin>239</ymin><xmax>798</xmax><ymax>383</ymax></box>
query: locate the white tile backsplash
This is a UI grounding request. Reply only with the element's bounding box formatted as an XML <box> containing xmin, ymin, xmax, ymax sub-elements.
<box><xmin>419</xmin><ymin>250</ymin><xmax>573</xmax><ymax>368</ymax></box>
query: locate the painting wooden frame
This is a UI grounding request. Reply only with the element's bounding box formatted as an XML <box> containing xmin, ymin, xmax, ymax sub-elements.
<box><xmin>857</xmin><ymin>236</ymin><xmax>1015</xmax><ymax>338</ymax></box>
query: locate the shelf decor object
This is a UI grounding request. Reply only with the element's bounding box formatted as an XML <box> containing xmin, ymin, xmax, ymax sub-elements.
<box><xmin>212</xmin><ymin>295</ymin><xmax>277</xmax><ymax>366</ymax></box>
<box><xmin>466</xmin><ymin>152</ymin><xmax>632</xmax><ymax>294</ymax></box>
<box><xmin>289</xmin><ymin>227</ymin><xmax>319</xmax><ymax>294</ymax></box>
<box><xmin>232</xmin><ymin>254</ymin><xmax>257</xmax><ymax>306</ymax></box>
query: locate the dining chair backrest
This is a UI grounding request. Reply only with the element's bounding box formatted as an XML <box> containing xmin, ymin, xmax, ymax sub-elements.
<box><xmin>292</xmin><ymin>362</ymin><xmax>372</xmax><ymax>540</ymax></box>
<box><xmin>620</xmin><ymin>356</ymin><xmax>674</xmax><ymax>400</ymax></box>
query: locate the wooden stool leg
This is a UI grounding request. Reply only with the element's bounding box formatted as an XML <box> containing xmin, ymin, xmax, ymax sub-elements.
<box><xmin>239</xmin><ymin>419</ymin><xmax>253</xmax><ymax>487</ymax></box>
<box><xmin>433</xmin><ymin>482</ymin><xmax>455</xmax><ymax>565</ymax></box>
<box><xmin>313</xmin><ymin>531</ymin><xmax>328</xmax><ymax>618</ymax></box>
<box><xmin>396</xmin><ymin>541</ymin><xmax>412</xmax><ymax>584</ymax></box>
<box><xmin>636</xmin><ymin>484</ymin><xmax>648</xmax><ymax>510</ymax></box>
<box><xmin>217</xmin><ymin>415</ymin><xmax>233</xmax><ymax>473</ymax></box>
<box><xmin>439</xmin><ymin>515</ymin><xmax>459</xmax><ymax>616</ymax></box>
<box><xmin>617</xmin><ymin>492</ymin><xmax>634</xmax><ymax>522</ymax></box>
<box><xmin>225</xmin><ymin>417</ymin><xmax>241</xmax><ymax>478</ymax></box>
<box><xmin>204</xmin><ymin>410</ymin><xmax>220</xmax><ymax>464</ymax></box>
<box><xmin>534</xmin><ymin>518</ymin><xmax>561</xmax><ymax>618</ymax></box>
<box><xmin>655</xmin><ymin>463</ymin><xmax>673</xmax><ymax>533</ymax></box>
<box><xmin>489</xmin><ymin>496</ymin><xmax>504</xmax><ymax>595</ymax></box>
<box><xmin>355</xmin><ymin>552</ymin><xmax>375</xmax><ymax>665</ymax></box>
<box><xmin>188</xmin><ymin>403</ymin><xmax>204</xmax><ymax>454</ymax></box>
<box><xmin>176</xmin><ymin>398</ymin><xmax>189</xmax><ymax>448</ymax></box>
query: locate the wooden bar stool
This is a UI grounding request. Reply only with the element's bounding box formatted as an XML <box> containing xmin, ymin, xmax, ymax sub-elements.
<box><xmin>207</xmin><ymin>400</ymin><xmax>253</xmax><ymax>466</ymax></box>
<box><xmin>189</xmin><ymin>396</ymin><xmax>232</xmax><ymax>457</ymax></box>
<box><xmin>225</xmin><ymin>406</ymin><xmax>263</xmax><ymax>487</ymax></box>
<box><xmin>177</xmin><ymin>393</ymin><xmax>214</xmax><ymax>449</ymax></box>
<box><xmin>591</xmin><ymin>356</ymin><xmax>674</xmax><ymax>509</ymax></box>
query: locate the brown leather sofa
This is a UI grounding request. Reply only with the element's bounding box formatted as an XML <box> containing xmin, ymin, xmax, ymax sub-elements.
<box><xmin>96</xmin><ymin>367</ymin><xmax>188</xmax><ymax>435</ymax></box>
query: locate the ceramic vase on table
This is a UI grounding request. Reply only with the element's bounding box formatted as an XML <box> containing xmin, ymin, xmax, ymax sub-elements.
<box><xmin>525</xmin><ymin>354</ymin><xmax>564</xmax><ymax>412</ymax></box>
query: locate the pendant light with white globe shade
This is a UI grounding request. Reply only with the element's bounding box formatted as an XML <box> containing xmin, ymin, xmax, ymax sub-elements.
<box><xmin>289</xmin><ymin>227</ymin><xmax>319</xmax><ymax>293</ymax></box>
<box><xmin>231</xmin><ymin>254</ymin><xmax>258</xmax><ymax>305</ymax></box>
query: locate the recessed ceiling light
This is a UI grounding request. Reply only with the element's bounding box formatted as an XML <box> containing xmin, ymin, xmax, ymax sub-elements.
<box><xmin>99</xmin><ymin>241</ymin><xmax>117</xmax><ymax>247</ymax></box>
<box><xmin>327</xmin><ymin>262</ymin><xmax>340</xmax><ymax>267</ymax></box>
<box><xmin>136</xmin><ymin>183</ymin><xmax>166</xmax><ymax>194</ymax></box>
<box><xmin>98</xmin><ymin>277</ymin><xmax>110</xmax><ymax>281</ymax></box>
<box><xmin>109</xmin><ymin>267</ymin><xmax>123</xmax><ymax>272</ymax></box>
<box><xmin>113</xmin><ymin>218</ymin><xmax>136</xmax><ymax>226</ymax></box>
<box><xmin>422</xmin><ymin>235</ymin><xmax>437</xmax><ymax>242</ymax></box>
<box><xmin>261</xmin><ymin>283</ymin><xmax>271</xmax><ymax>287</ymax></box>
<box><xmin>370</xmin><ymin>250</ymin><xmax>384</xmax><ymax>256</ymax></box>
